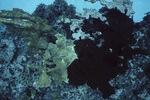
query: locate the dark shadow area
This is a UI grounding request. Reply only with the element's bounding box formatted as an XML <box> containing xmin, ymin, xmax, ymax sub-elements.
<box><xmin>67</xmin><ymin>8</ymin><xmax>146</xmax><ymax>98</ymax></box>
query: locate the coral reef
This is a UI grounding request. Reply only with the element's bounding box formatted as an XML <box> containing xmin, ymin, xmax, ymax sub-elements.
<box><xmin>134</xmin><ymin>12</ymin><xmax>150</xmax><ymax>54</ymax></box>
<box><xmin>34</xmin><ymin>0</ymin><xmax>76</xmax><ymax>25</ymax></box>
<box><xmin>76</xmin><ymin>8</ymin><xmax>106</xmax><ymax>21</ymax></box>
<box><xmin>0</xmin><ymin>39</ymin><xmax>16</xmax><ymax>64</ymax></box>
<box><xmin>85</xmin><ymin>0</ymin><xmax>134</xmax><ymax>16</ymax></box>
<box><xmin>59</xmin><ymin>83</ymin><xmax>104</xmax><ymax>100</ymax></box>
<box><xmin>109</xmin><ymin>55</ymin><xmax>150</xmax><ymax>99</ymax></box>
<box><xmin>29</xmin><ymin>33</ymin><xmax>77</xmax><ymax>87</ymax></box>
<box><xmin>0</xmin><ymin>8</ymin><xmax>54</xmax><ymax>58</ymax></box>
<box><xmin>64</xmin><ymin>18</ymin><xmax>90</xmax><ymax>40</ymax></box>
<box><xmin>0</xmin><ymin>22</ymin><xmax>6</xmax><ymax>33</ymax></box>
<box><xmin>99</xmin><ymin>0</ymin><xmax>134</xmax><ymax>16</ymax></box>
<box><xmin>67</xmin><ymin>8</ymin><xmax>147</xmax><ymax>98</ymax></box>
<box><xmin>0</xmin><ymin>0</ymin><xmax>150</xmax><ymax>99</ymax></box>
<box><xmin>0</xmin><ymin>23</ymin><xmax>30</xmax><ymax>100</ymax></box>
<box><xmin>0</xmin><ymin>8</ymin><xmax>52</xmax><ymax>33</ymax></box>
<box><xmin>34</xmin><ymin>0</ymin><xmax>77</xmax><ymax>39</ymax></box>
<box><xmin>0</xmin><ymin>6</ymin><xmax>77</xmax><ymax>99</ymax></box>
<box><xmin>64</xmin><ymin>8</ymin><xmax>106</xmax><ymax>40</ymax></box>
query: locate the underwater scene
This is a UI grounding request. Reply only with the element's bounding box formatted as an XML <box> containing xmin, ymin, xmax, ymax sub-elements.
<box><xmin>0</xmin><ymin>0</ymin><xmax>150</xmax><ymax>99</ymax></box>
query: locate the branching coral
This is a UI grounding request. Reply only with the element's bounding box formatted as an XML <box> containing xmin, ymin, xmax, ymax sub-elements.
<box><xmin>29</xmin><ymin>34</ymin><xmax>78</xmax><ymax>87</ymax></box>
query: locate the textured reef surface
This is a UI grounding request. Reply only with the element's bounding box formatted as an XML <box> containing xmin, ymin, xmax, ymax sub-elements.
<box><xmin>0</xmin><ymin>0</ymin><xmax>150</xmax><ymax>100</ymax></box>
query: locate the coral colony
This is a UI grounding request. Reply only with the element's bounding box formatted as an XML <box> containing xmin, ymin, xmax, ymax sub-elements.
<box><xmin>0</xmin><ymin>0</ymin><xmax>150</xmax><ymax>99</ymax></box>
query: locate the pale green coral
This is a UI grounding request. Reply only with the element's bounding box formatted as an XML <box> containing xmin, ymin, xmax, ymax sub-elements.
<box><xmin>30</xmin><ymin>33</ymin><xmax>78</xmax><ymax>87</ymax></box>
<box><xmin>33</xmin><ymin>67</ymin><xmax>52</xmax><ymax>87</ymax></box>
